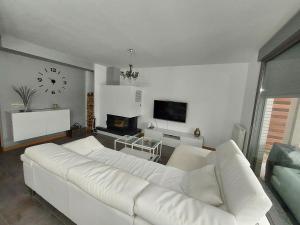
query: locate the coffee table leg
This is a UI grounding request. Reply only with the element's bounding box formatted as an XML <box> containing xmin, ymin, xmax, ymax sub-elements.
<box><xmin>160</xmin><ymin>142</ymin><xmax>162</xmax><ymax>157</ymax></box>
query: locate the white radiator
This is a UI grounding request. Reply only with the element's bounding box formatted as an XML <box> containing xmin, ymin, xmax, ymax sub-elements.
<box><xmin>232</xmin><ymin>124</ymin><xmax>246</xmax><ymax>150</ymax></box>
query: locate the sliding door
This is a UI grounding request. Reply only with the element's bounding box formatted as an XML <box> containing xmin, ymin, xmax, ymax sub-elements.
<box><xmin>248</xmin><ymin>41</ymin><xmax>300</xmax><ymax>224</ymax></box>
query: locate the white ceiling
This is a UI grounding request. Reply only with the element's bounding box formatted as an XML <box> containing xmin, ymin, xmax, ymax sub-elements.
<box><xmin>0</xmin><ymin>0</ymin><xmax>299</xmax><ymax>67</ymax></box>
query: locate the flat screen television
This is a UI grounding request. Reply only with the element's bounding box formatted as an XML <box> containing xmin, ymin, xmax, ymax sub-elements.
<box><xmin>153</xmin><ymin>100</ymin><xmax>187</xmax><ymax>123</ymax></box>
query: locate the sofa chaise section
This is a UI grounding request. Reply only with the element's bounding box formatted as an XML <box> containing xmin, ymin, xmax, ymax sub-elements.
<box><xmin>21</xmin><ymin>142</ymin><xmax>147</xmax><ymax>225</ymax></box>
<box><xmin>23</xmin><ymin>143</ymin><xmax>92</xmax><ymax>178</ymax></box>
<box><xmin>167</xmin><ymin>139</ymin><xmax>272</xmax><ymax>225</ymax></box>
<box><xmin>135</xmin><ymin>184</ymin><xmax>237</xmax><ymax>225</ymax></box>
<box><xmin>21</xmin><ymin>143</ymin><xmax>94</xmax><ymax>217</ymax></box>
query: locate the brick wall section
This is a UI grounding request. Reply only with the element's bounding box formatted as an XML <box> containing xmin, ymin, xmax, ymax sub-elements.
<box><xmin>265</xmin><ymin>98</ymin><xmax>292</xmax><ymax>150</ymax></box>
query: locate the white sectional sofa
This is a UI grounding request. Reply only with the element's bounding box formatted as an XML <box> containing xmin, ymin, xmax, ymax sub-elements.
<box><xmin>21</xmin><ymin>136</ymin><xmax>272</xmax><ymax>225</ymax></box>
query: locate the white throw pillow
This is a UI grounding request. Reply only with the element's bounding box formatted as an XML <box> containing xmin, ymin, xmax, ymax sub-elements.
<box><xmin>182</xmin><ymin>164</ymin><xmax>223</xmax><ymax>206</ymax></box>
<box><xmin>62</xmin><ymin>136</ymin><xmax>104</xmax><ymax>156</ymax></box>
<box><xmin>167</xmin><ymin>145</ymin><xmax>210</xmax><ymax>171</ymax></box>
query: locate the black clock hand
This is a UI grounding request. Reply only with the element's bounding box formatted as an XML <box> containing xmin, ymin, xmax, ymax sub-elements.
<box><xmin>48</xmin><ymin>78</ymin><xmax>56</xmax><ymax>85</ymax></box>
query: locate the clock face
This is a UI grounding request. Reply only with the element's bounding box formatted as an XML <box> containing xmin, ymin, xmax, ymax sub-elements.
<box><xmin>36</xmin><ymin>67</ymin><xmax>67</xmax><ymax>94</ymax></box>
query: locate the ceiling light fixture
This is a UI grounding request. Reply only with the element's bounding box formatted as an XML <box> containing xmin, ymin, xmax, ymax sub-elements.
<box><xmin>121</xmin><ymin>49</ymin><xmax>139</xmax><ymax>80</ymax></box>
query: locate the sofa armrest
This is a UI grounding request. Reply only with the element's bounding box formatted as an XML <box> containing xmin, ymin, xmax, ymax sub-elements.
<box><xmin>167</xmin><ymin>144</ymin><xmax>213</xmax><ymax>171</ymax></box>
<box><xmin>135</xmin><ymin>184</ymin><xmax>237</xmax><ymax>225</ymax></box>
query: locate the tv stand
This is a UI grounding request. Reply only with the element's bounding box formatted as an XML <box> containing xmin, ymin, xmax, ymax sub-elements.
<box><xmin>144</xmin><ymin>127</ymin><xmax>203</xmax><ymax>148</ymax></box>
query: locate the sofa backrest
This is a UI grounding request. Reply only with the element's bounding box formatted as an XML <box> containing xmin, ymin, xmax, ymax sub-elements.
<box><xmin>216</xmin><ymin>140</ymin><xmax>250</xmax><ymax>167</ymax></box>
<box><xmin>216</xmin><ymin>140</ymin><xmax>272</xmax><ymax>225</ymax></box>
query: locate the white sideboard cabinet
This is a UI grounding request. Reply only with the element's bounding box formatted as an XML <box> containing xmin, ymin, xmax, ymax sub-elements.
<box><xmin>11</xmin><ymin>109</ymin><xmax>70</xmax><ymax>142</ymax></box>
<box><xmin>144</xmin><ymin>127</ymin><xmax>203</xmax><ymax>148</ymax></box>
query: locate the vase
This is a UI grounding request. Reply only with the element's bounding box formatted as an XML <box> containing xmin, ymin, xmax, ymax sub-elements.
<box><xmin>194</xmin><ymin>128</ymin><xmax>201</xmax><ymax>137</ymax></box>
<box><xmin>24</xmin><ymin>104</ymin><xmax>29</xmax><ymax>112</ymax></box>
<box><xmin>19</xmin><ymin>104</ymin><xmax>29</xmax><ymax>112</ymax></box>
<box><xmin>20</xmin><ymin>105</ymin><xmax>31</xmax><ymax>112</ymax></box>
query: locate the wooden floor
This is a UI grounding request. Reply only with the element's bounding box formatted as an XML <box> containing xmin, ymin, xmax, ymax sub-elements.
<box><xmin>0</xmin><ymin>133</ymin><xmax>174</xmax><ymax>225</ymax></box>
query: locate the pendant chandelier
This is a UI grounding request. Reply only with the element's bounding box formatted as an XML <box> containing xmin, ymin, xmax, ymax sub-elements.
<box><xmin>121</xmin><ymin>49</ymin><xmax>139</xmax><ymax>80</ymax></box>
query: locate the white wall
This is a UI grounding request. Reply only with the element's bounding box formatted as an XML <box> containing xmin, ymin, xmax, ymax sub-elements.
<box><xmin>85</xmin><ymin>71</ymin><xmax>95</xmax><ymax>93</ymax></box>
<box><xmin>0</xmin><ymin>50</ymin><xmax>86</xmax><ymax>147</ymax></box>
<box><xmin>94</xmin><ymin>64</ymin><xmax>107</xmax><ymax>127</ymax></box>
<box><xmin>121</xmin><ymin>63</ymin><xmax>249</xmax><ymax>147</ymax></box>
<box><xmin>0</xmin><ymin>34</ymin><xmax>93</xmax><ymax>70</ymax></box>
<box><xmin>239</xmin><ymin>62</ymin><xmax>261</xmax><ymax>153</ymax></box>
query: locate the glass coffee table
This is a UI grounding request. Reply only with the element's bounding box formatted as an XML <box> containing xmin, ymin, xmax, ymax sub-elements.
<box><xmin>114</xmin><ymin>135</ymin><xmax>141</xmax><ymax>150</ymax></box>
<box><xmin>114</xmin><ymin>135</ymin><xmax>162</xmax><ymax>162</ymax></box>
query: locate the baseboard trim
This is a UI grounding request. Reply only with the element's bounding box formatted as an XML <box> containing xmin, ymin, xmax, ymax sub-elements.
<box><xmin>2</xmin><ymin>132</ymin><xmax>67</xmax><ymax>152</ymax></box>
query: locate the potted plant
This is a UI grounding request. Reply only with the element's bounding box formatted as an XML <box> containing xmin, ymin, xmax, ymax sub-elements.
<box><xmin>12</xmin><ymin>86</ymin><xmax>37</xmax><ymax>112</ymax></box>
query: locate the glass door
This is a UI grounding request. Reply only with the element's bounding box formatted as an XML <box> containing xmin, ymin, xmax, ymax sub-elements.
<box><xmin>249</xmin><ymin>41</ymin><xmax>300</xmax><ymax>224</ymax></box>
<box><xmin>258</xmin><ymin>97</ymin><xmax>299</xmax><ymax>179</ymax></box>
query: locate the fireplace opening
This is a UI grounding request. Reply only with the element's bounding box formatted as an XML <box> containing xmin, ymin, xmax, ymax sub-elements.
<box><xmin>96</xmin><ymin>114</ymin><xmax>139</xmax><ymax>136</ymax></box>
<box><xmin>113</xmin><ymin>119</ymin><xmax>128</xmax><ymax>128</ymax></box>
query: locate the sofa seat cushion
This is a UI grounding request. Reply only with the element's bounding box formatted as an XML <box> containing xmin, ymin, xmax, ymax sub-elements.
<box><xmin>273</xmin><ymin>165</ymin><xmax>300</xmax><ymax>182</ymax></box>
<box><xmin>62</xmin><ymin>136</ymin><xmax>104</xmax><ymax>156</ymax></box>
<box><xmin>135</xmin><ymin>184</ymin><xmax>237</xmax><ymax>225</ymax></box>
<box><xmin>271</xmin><ymin>166</ymin><xmax>300</xmax><ymax>223</ymax></box>
<box><xmin>68</xmin><ymin>161</ymin><xmax>149</xmax><ymax>216</ymax></box>
<box><xmin>167</xmin><ymin>145</ymin><xmax>212</xmax><ymax>171</ymax></box>
<box><xmin>182</xmin><ymin>164</ymin><xmax>223</xmax><ymax>206</ymax></box>
<box><xmin>25</xmin><ymin>143</ymin><xmax>91</xmax><ymax>178</ymax></box>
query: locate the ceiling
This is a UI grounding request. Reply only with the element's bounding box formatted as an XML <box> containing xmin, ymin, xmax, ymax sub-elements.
<box><xmin>0</xmin><ymin>0</ymin><xmax>299</xmax><ymax>67</ymax></box>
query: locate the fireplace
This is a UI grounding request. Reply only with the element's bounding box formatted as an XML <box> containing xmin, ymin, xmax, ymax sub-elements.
<box><xmin>102</xmin><ymin>114</ymin><xmax>138</xmax><ymax>135</ymax></box>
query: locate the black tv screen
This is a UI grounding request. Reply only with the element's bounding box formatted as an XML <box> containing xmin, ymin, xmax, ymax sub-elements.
<box><xmin>153</xmin><ymin>100</ymin><xmax>187</xmax><ymax>123</ymax></box>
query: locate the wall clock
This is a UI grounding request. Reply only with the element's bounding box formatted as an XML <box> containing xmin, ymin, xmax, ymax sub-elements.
<box><xmin>36</xmin><ymin>67</ymin><xmax>67</xmax><ymax>94</ymax></box>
